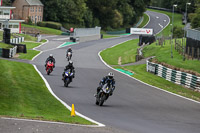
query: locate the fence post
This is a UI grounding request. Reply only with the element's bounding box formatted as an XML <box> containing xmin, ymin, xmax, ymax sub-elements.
<box><xmin>187</xmin><ymin>47</ymin><xmax>190</xmax><ymax>59</ymax></box>
<box><xmin>192</xmin><ymin>47</ymin><xmax>194</xmax><ymax>60</ymax></box>
<box><xmin>175</xmin><ymin>39</ymin><xmax>176</xmax><ymax>50</ymax></box>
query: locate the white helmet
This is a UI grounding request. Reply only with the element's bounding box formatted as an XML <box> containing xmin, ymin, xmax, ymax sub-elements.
<box><xmin>108</xmin><ymin>72</ymin><xmax>114</xmax><ymax>79</ymax></box>
<box><xmin>49</xmin><ymin>54</ymin><xmax>53</xmax><ymax>57</ymax></box>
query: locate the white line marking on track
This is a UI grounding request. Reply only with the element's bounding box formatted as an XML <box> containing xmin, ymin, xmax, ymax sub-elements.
<box><xmin>98</xmin><ymin>40</ymin><xmax>200</xmax><ymax>105</ymax></box>
<box><xmin>53</xmin><ymin>37</ymin><xmax>70</xmax><ymax>41</ymax></box>
<box><xmin>33</xmin><ymin>65</ymin><xmax>105</xmax><ymax>127</ymax></box>
<box><xmin>1</xmin><ymin>117</ymin><xmax>102</xmax><ymax>127</ymax></box>
<box><xmin>143</xmin><ymin>13</ymin><xmax>150</xmax><ymax>28</ymax></box>
<box><xmin>33</xmin><ymin>39</ymin><xmax>49</xmax><ymax>50</ymax></box>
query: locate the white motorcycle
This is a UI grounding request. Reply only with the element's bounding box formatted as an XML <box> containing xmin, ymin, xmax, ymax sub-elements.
<box><xmin>66</xmin><ymin>52</ymin><xmax>72</xmax><ymax>61</ymax></box>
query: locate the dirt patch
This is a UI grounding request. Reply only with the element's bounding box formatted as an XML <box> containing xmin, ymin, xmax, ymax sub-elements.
<box><xmin>151</xmin><ymin>58</ymin><xmax>200</xmax><ymax>77</ymax></box>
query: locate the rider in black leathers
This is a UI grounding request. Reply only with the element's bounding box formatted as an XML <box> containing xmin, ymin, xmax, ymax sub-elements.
<box><xmin>96</xmin><ymin>72</ymin><xmax>115</xmax><ymax>96</ymax></box>
<box><xmin>45</xmin><ymin>54</ymin><xmax>55</xmax><ymax>68</ymax></box>
<box><xmin>62</xmin><ymin>60</ymin><xmax>75</xmax><ymax>80</ymax></box>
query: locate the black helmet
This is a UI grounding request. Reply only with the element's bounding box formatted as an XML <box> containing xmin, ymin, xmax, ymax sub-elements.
<box><xmin>108</xmin><ymin>72</ymin><xmax>114</xmax><ymax>79</ymax></box>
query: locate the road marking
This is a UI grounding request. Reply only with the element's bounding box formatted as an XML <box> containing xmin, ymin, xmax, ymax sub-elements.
<box><xmin>143</xmin><ymin>12</ymin><xmax>150</xmax><ymax>28</ymax></box>
<box><xmin>33</xmin><ymin>39</ymin><xmax>49</xmax><ymax>50</ymax></box>
<box><xmin>58</xmin><ymin>42</ymin><xmax>77</xmax><ymax>48</ymax></box>
<box><xmin>33</xmin><ymin>65</ymin><xmax>105</xmax><ymax>127</ymax></box>
<box><xmin>158</xmin><ymin>23</ymin><xmax>163</xmax><ymax>28</ymax></box>
<box><xmin>53</xmin><ymin>37</ymin><xmax>70</xmax><ymax>41</ymax></box>
<box><xmin>115</xmin><ymin>69</ymin><xmax>134</xmax><ymax>76</ymax></box>
<box><xmin>98</xmin><ymin>40</ymin><xmax>200</xmax><ymax>105</ymax></box>
<box><xmin>1</xmin><ymin>117</ymin><xmax>102</xmax><ymax>127</ymax></box>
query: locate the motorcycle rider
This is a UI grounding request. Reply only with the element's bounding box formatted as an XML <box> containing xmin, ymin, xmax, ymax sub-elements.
<box><xmin>96</xmin><ymin>72</ymin><xmax>115</xmax><ymax>96</ymax></box>
<box><xmin>62</xmin><ymin>60</ymin><xmax>75</xmax><ymax>80</ymax></box>
<box><xmin>45</xmin><ymin>54</ymin><xmax>55</xmax><ymax>68</ymax></box>
<box><xmin>66</xmin><ymin>47</ymin><xmax>72</xmax><ymax>58</ymax></box>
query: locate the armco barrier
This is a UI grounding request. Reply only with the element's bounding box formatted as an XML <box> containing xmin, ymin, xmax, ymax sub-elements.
<box><xmin>146</xmin><ymin>59</ymin><xmax>200</xmax><ymax>90</ymax></box>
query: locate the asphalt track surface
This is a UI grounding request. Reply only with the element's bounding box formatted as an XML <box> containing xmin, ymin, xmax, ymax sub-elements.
<box><xmin>1</xmin><ymin>11</ymin><xmax>200</xmax><ymax>133</ymax></box>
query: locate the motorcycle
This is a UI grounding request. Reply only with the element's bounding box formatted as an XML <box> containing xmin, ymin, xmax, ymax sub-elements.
<box><xmin>95</xmin><ymin>83</ymin><xmax>112</xmax><ymax>106</ymax></box>
<box><xmin>63</xmin><ymin>69</ymin><xmax>74</xmax><ymax>87</ymax></box>
<box><xmin>66</xmin><ymin>52</ymin><xmax>72</xmax><ymax>61</ymax></box>
<box><xmin>46</xmin><ymin>61</ymin><xmax>54</xmax><ymax>75</ymax></box>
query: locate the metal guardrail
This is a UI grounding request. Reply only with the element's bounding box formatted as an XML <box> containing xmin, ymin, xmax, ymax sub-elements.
<box><xmin>147</xmin><ymin>59</ymin><xmax>200</xmax><ymax>90</ymax></box>
<box><xmin>187</xmin><ymin>29</ymin><xmax>200</xmax><ymax>41</ymax></box>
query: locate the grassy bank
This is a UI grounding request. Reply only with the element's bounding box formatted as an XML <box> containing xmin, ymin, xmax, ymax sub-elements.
<box><xmin>100</xmin><ymin>39</ymin><xmax>200</xmax><ymax>102</ymax></box>
<box><xmin>0</xmin><ymin>42</ymin><xmax>14</xmax><ymax>49</ymax></box>
<box><xmin>0</xmin><ymin>59</ymin><xmax>93</xmax><ymax>124</ymax></box>
<box><xmin>18</xmin><ymin>41</ymin><xmax>46</xmax><ymax>60</ymax></box>
<box><xmin>100</xmin><ymin>39</ymin><xmax>139</xmax><ymax>65</ymax></box>
<box><xmin>22</xmin><ymin>24</ymin><xmax>62</xmax><ymax>35</ymax></box>
<box><xmin>143</xmin><ymin>40</ymin><xmax>200</xmax><ymax>74</ymax></box>
<box><xmin>138</xmin><ymin>13</ymin><xmax>149</xmax><ymax>28</ymax></box>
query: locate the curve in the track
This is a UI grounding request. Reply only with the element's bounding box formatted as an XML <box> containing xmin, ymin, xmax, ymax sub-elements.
<box><xmin>33</xmin><ymin>11</ymin><xmax>200</xmax><ymax>133</ymax></box>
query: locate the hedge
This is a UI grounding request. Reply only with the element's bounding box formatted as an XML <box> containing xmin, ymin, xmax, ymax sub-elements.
<box><xmin>37</xmin><ymin>21</ymin><xmax>62</xmax><ymax>30</ymax></box>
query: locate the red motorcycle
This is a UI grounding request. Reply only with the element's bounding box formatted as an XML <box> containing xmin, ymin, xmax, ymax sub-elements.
<box><xmin>46</xmin><ymin>61</ymin><xmax>54</xmax><ymax>75</ymax></box>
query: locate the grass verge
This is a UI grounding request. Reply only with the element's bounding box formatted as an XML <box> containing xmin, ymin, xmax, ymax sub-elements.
<box><xmin>138</xmin><ymin>13</ymin><xmax>149</xmax><ymax>28</ymax></box>
<box><xmin>22</xmin><ymin>24</ymin><xmax>62</xmax><ymax>35</ymax></box>
<box><xmin>0</xmin><ymin>59</ymin><xmax>93</xmax><ymax>124</ymax></box>
<box><xmin>100</xmin><ymin>39</ymin><xmax>139</xmax><ymax>65</ymax></box>
<box><xmin>18</xmin><ymin>40</ymin><xmax>46</xmax><ymax>60</ymax></box>
<box><xmin>100</xmin><ymin>39</ymin><xmax>200</xmax><ymax>102</ymax></box>
<box><xmin>143</xmin><ymin>40</ymin><xmax>200</xmax><ymax>74</ymax></box>
<box><xmin>0</xmin><ymin>42</ymin><xmax>14</xmax><ymax>49</ymax></box>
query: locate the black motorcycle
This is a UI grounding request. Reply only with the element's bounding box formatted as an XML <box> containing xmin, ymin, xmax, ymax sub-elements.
<box><xmin>63</xmin><ymin>69</ymin><xmax>74</xmax><ymax>87</ymax></box>
<box><xmin>95</xmin><ymin>83</ymin><xmax>112</xmax><ymax>106</ymax></box>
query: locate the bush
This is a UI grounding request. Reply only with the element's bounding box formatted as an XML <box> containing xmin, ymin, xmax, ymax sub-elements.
<box><xmin>37</xmin><ymin>21</ymin><xmax>62</xmax><ymax>30</ymax></box>
<box><xmin>173</xmin><ymin>26</ymin><xmax>184</xmax><ymax>38</ymax></box>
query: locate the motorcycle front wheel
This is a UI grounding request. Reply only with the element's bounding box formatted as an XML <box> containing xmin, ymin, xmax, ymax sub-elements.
<box><xmin>47</xmin><ymin>68</ymin><xmax>51</xmax><ymax>75</ymax></box>
<box><xmin>99</xmin><ymin>93</ymin><xmax>106</xmax><ymax>106</ymax></box>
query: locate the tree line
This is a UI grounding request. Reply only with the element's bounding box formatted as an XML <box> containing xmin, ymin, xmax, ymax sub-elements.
<box><xmin>39</xmin><ymin>0</ymin><xmax>150</xmax><ymax>30</ymax></box>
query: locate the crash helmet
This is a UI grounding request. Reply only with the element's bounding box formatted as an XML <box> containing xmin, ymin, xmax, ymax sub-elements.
<box><xmin>108</xmin><ymin>72</ymin><xmax>114</xmax><ymax>79</ymax></box>
<box><xmin>68</xmin><ymin>60</ymin><xmax>73</xmax><ymax>66</ymax></box>
<box><xmin>49</xmin><ymin>54</ymin><xmax>53</xmax><ymax>58</ymax></box>
<box><xmin>68</xmin><ymin>47</ymin><xmax>71</xmax><ymax>50</ymax></box>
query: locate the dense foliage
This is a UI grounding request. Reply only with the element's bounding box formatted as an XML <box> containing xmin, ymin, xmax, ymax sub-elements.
<box><xmin>40</xmin><ymin>0</ymin><xmax>150</xmax><ymax>30</ymax></box>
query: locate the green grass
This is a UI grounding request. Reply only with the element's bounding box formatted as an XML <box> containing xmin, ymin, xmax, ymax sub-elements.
<box><xmin>100</xmin><ymin>39</ymin><xmax>140</xmax><ymax>65</ymax></box>
<box><xmin>18</xmin><ymin>40</ymin><xmax>46</xmax><ymax>60</ymax></box>
<box><xmin>138</xmin><ymin>13</ymin><xmax>149</xmax><ymax>28</ymax></box>
<box><xmin>143</xmin><ymin>40</ymin><xmax>200</xmax><ymax>74</ymax></box>
<box><xmin>22</xmin><ymin>24</ymin><xmax>62</xmax><ymax>35</ymax></box>
<box><xmin>122</xmin><ymin>64</ymin><xmax>200</xmax><ymax>102</ymax></box>
<box><xmin>0</xmin><ymin>42</ymin><xmax>14</xmax><ymax>49</ymax></box>
<box><xmin>103</xmin><ymin>34</ymin><xmax>119</xmax><ymax>39</ymax></box>
<box><xmin>147</xmin><ymin>8</ymin><xmax>184</xmax><ymax>37</ymax></box>
<box><xmin>0</xmin><ymin>59</ymin><xmax>93</xmax><ymax>124</ymax></box>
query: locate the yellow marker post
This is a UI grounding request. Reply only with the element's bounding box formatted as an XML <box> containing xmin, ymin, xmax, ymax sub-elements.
<box><xmin>71</xmin><ymin>104</ymin><xmax>76</xmax><ymax>117</ymax></box>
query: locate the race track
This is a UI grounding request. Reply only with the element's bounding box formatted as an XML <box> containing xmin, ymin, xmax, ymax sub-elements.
<box><xmin>32</xmin><ymin>11</ymin><xmax>200</xmax><ymax>133</ymax></box>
